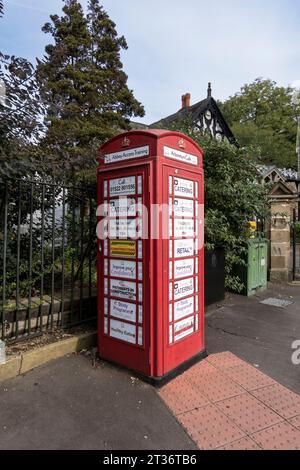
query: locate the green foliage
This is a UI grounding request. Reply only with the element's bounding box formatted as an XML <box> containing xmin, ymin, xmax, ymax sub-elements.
<box><xmin>0</xmin><ymin>180</ymin><xmax>97</xmax><ymax>308</ymax></box>
<box><xmin>0</xmin><ymin>3</ymin><xmax>44</xmax><ymax>178</ymax></box>
<box><xmin>0</xmin><ymin>58</ymin><xmax>41</xmax><ymax>175</ymax></box>
<box><xmin>37</xmin><ymin>0</ymin><xmax>144</xmax><ymax>173</ymax></box>
<box><xmin>291</xmin><ymin>220</ymin><xmax>300</xmax><ymax>243</ymax></box>
<box><xmin>219</xmin><ymin>78</ymin><xmax>300</xmax><ymax>169</ymax></box>
<box><xmin>169</xmin><ymin>116</ymin><xmax>269</xmax><ymax>291</ymax></box>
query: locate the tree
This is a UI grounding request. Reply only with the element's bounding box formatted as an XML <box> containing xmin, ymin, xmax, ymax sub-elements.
<box><xmin>0</xmin><ymin>3</ymin><xmax>44</xmax><ymax>178</ymax></box>
<box><xmin>219</xmin><ymin>78</ymin><xmax>300</xmax><ymax>169</ymax></box>
<box><xmin>169</xmin><ymin>116</ymin><xmax>269</xmax><ymax>291</ymax></box>
<box><xmin>37</xmin><ymin>0</ymin><xmax>144</xmax><ymax>173</ymax></box>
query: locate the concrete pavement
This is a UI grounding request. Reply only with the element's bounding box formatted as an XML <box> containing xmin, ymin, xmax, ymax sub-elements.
<box><xmin>0</xmin><ymin>282</ymin><xmax>300</xmax><ymax>450</ymax></box>
<box><xmin>206</xmin><ymin>282</ymin><xmax>300</xmax><ymax>394</ymax></box>
<box><xmin>0</xmin><ymin>353</ymin><xmax>196</xmax><ymax>450</ymax></box>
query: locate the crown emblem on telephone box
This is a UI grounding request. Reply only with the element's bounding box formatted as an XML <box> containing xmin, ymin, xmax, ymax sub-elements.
<box><xmin>178</xmin><ymin>138</ymin><xmax>186</xmax><ymax>149</ymax></box>
<box><xmin>121</xmin><ymin>137</ymin><xmax>130</xmax><ymax>147</ymax></box>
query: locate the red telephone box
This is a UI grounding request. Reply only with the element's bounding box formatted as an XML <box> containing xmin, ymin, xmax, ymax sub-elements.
<box><xmin>97</xmin><ymin>129</ymin><xmax>206</xmax><ymax>384</ymax></box>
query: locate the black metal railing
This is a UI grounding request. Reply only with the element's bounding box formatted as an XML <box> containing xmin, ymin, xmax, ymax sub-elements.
<box><xmin>0</xmin><ymin>177</ymin><xmax>97</xmax><ymax>342</ymax></box>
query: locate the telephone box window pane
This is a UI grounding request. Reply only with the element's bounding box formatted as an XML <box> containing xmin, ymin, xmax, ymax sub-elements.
<box><xmin>110</xmin><ymin>278</ymin><xmax>137</xmax><ymax>301</ymax></box>
<box><xmin>169</xmin><ymin>261</ymin><xmax>173</xmax><ymax>279</ymax></box>
<box><xmin>104</xmin><ymin>240</ymin><xmax>108</xmax><ymax>256</ymax></box>
<box><xmin>169</xmin><ymin>218</ymin><xmax>173</xmax><ymax>236</ymax></box>
<box><xmin>104</xmin><ymin>180</ymin><xmax>108</xmax><ymax>198</ymax></box>
<box><xmin>195</xmin><ymin>296</ymin><xmax>199</xmax><ymax>311</ymax></box>
<box><xmin>173</xmin><ymin>277</ymin><xmax>194</xmax><ymax>300</ymax></box>
<box><xmin>169</xmin><ymin>197</ymin><xmax>173</xmax><ymax>217</ymax></box>
<box><xmin>137</xmin><ymin>176</ymin><xmax>142</xmax><ymax>194</ymax></box>
<box><xmin>104</xmin><ymin>317</ymin><xmax>108</xmax><ymax>334</ymax></box>
<box><xmin>174</xmin><ymin>316</ymin><xmax>194</xmax><ymax>337</ymax></box>
<box><xmin>169</xmin><ymin>282</ymin><xmax>173</xmax><ymax>301</ymax></box>
<box><xmin>104</xmin><ymin>259</ymin><xmax>108</xmax><ymax>276</ymax></box>
<box><xmin>195</xmin><ymin>258</ymin><xmax>198</xmax><ymax>274</ymax></box>
<box><xmin>136</xmin><ymin>218</ymin><xmax>143</xmax><ymax>239</ymax></box>
<box><xmin>109</xmin><ymin>176</ymin><xmax>135</xmax><ymax>196</ymax></box>
<box><xmin>174</xmin><ymin>177</ymin><xmax>194</xmax><ymax>198</ymax></box>
<box><xmin>169</xmin><ymin>176</ymin><xmax>173</xmax><ymax>195</ymax></box>
<box><xmin>138</xmin><ymin>262</ymin><xmax>143</xmax><ymax>280</ymax></box>
<box><xmin>104</xmin><ymin>278</ymin><xmax>108</xmax><ymax>295</ymax></box>
<box><xmin>138</xmin><ymin>240</ymin><xmax>143</xmax><ymax>258</ymax></box>
<box><xmin>104</xmin><ymin>298</ymin><xmax>108</xmax><ymax>315</ymax></box>
<box><xmin>174</xmin><ymin>219</ymin><xmax>194</xmax><ymax>238</ymax></box>
<box><xmin>103</xmin><ymin>201</ymin><xmax>109</xmax><ymax>216</ymax></box>
<box><xmin>138</xmin><ymin>283</ymin><xmax>143</xmax><ymax>302</ymax></box>
<box><xmin>173</xmin><ymin>198</ymin><xmax>194</xmax><ymax>217</ymax></box>
<box><xmin>174</xmin><ymin>239</ymin><xmax>194</xmax><ymax>258</ymax></box>
<box><xmin>169</xmin><ymin>304</ymin><xmax>173</xmax><ymax>322</ymax></box>
<box><xmin>103</xmin><ymin>221</ymin><xmax>108</xmax><ymax>239</ymax></box>
<box><xmin>174</xmin><ymin>258</ymin><xmax>194</xmax><ymax>279</ymax></box>
<box><xmin>110</xmin><ymin>299</ymin><xmax>136</xmax><ymax>323</ymax></box>
<box><xmin>109</xmin><ymin>219</ymin><xmax>137</xmax><ymax>239</ymax></box>
<box><xmin>138</xmin><ymin>305</ymin><xmax>143</xmax><ymax>324</ymax></box>
<box><xmin>174</xmin><ymin>326</ymin><xmax>194</xmax><ymax>342</ymax></box>
<box><xmin>137</xmin><ymin>197</ymin><xmax>142</xmax><ymax>216</ymax></box>
<box><xmin>110</xmin><ymin>259</ymin><xmax>136</xmax><ymax>280</ymax></box>
<box><xmin>174</xmin><ymin>296</ymin><xmax>194</xmax><ymax>321</ymax></box>
<box><xmin>110</xmin><ymin>319</ymin><xmax>136</xmax><ymax>344</ymax></box>
<box><xmin>138</xmin><ymin>327</ymin><xmax>143</xmax><ymax>346</ymax></box>
<box><xmin>195</xmin><ymin>182</ymin><xmax>198</xmax><ymax>199</ymax></box>
<box><xmin>195</xmin><ymin>314</ymin><xmax>199</xmax><ymax>331</ymax></box>
<box><xmin>169</xmin><ymin>325</ymin><xmax>173</xmax><ymax>344</ymax></box>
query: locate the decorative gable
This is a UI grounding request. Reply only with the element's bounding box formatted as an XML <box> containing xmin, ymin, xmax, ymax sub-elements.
<box><xmin>269</xmin><ymin>181</ymin><xmax>297</xmax><ymax>197</ymax></box>
<box><xmin>148</xmin><ymin>83</ymin><xmax>237</xmax><ymax>146</ymax></box>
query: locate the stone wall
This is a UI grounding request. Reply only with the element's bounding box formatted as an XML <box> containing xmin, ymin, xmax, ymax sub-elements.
<box><xmin>268</xmin><ymin>195</ymin><xmax>298</xmax><ymax>282</ymax></box>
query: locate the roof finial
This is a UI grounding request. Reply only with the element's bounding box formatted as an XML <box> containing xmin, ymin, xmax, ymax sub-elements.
<box><xmin>207</xmin><ymin>82</ymin><xmax>212</xmax><ymax>98</ymax></box>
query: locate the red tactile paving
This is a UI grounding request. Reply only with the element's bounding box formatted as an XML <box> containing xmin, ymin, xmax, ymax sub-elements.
<box><xmin>206</xmin><ymin>351</ymin><xmax>245</xmax><ymax>369</ymax></box>
<box><xmin>221</xmin><ymin>362</ymin><xmax>275</xmax><ymax>391</ymax></box>
<box><xmin>217</xmin><ymin>436</ymin><xmax>261</xmax><ymax>450</ymax></box>
<box><xmin>288</xmin><ymin>415</ymin><xmax>300</xmax><ymax>430</ymax></box>
<box><xmin>178</xmin><ymin>403</ymin><xmax>245</xmax><ymax>450</ymax></box>
<box><xmin>158</xmin><ymin>352</ymin><xmax>300</xmax><ymax>450</ymax></box>
<box><xmin>217</xmin><ymin>393</ymin><xmax>283</xmax><ymax>434</ymax></box>
<box><xmin>184</xmin><ymin>359</ymin><xmax>217</xmax><ymax>377</ymax></box>
<box><xmin>251</xmin><ymin>383</ymin><xmax>300</xmax><ymax>419</ymax></box>
<box><xmin>159</xmin><ymin>377</ymin><xmax>209</xmax><ymax>415</ymax></box>
<box><xmin>251</xmin><ymin>421</ymin><xmax>300</xmax><ymax>450</ymax></box>
<box><xmin>187</xmin><ymin>369</ymin><xmax>245</xmax><ymax>403</ymax></box>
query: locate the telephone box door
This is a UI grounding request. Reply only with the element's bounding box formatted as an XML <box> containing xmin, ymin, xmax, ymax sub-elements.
<box><xmin>98</xmin><ymin>165</ymin><xmax>151</xmax><ymax>375</ymax></box>
<box><xmin>162</xmin><ymin>165</ymin><xmax>205</xmax><ymax>374</ymax></box>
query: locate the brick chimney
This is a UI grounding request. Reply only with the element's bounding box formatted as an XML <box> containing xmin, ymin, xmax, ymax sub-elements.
<box><xmin>181</xmin><ymin>93</ymin><xmax>191</xmax><ymax>109</ymax></box>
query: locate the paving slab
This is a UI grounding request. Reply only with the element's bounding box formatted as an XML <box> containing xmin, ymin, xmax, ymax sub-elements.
<box><xmin>159</xmin><ymin>351</ymin><xmax>300</xmax><ymax>450</ymax></box>
<box><xmin>177</xmin><ymin>403</ymin><xmax>246</xmax><ymax>450</ymax></box>
<box><xmin>288</xmin><ymin>415</ymin><xmax>300</xmax><ymax>430</ymax></box>
<box><xmin>0</xmin><ymin>354</ymin><xmax>196</xmax><ymax>450</ymax></box>
<box><xmin>216</xmin><ymin>393</ymin><xmax>283</xmax><ymax>434</ymax></box>
<box><xmin>251</xmin><ymin>421</ymin><xmax>300</xmax><ymax>450</ymax></box>
<box><xmin>217</xmin><ymin>436</ymin><xmax>261</xmax><ymax>450</ymax></box>
<box><xmin>220</xmin><ymin>362</ymin><xmax>276</xmax><ymax>391</ymax></box>
<box><xmin>251</xmin><ymin>383</ymin><xmax>300</xmax><ymax>419</ymax></box>
<box><xmin>206</xmin><ymin>283</ymin><xmax>300</xmax><ymax>394</ymax></box>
